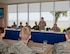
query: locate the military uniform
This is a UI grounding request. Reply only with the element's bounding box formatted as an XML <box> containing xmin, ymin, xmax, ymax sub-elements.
<box><xmin>8</xmin><ymin>41</ymin><xmax>36</xmax><ymax>54</ymax></box>
<box><xmin>0</xmin><ymin>39</ymin><xmax>9</xmax><ymax>54</ymax></box>
<box><xmin>12</xmin><ymin>25</ymin><xmax>17</xmax><ymax>29</ymax></box>
<box><xmin>52</xmin><ymin>40</ymin><xmax>70</xmax><ymax>54</ymax></box>
<box><xmin>18</xmin><ymin>26</ymin><xmax>23</xmax><ymax>29</ymax></box>
<box><xmin>32</xmin><ymin>25</ymin><xmax>39</xmax><ymax>30</ymax></box>
<box><xmin>39</xmin><ymin>21</ymin><xmax>46</xmax><ymax>30</ymax></box>
<box><xmin>52</xmin><ymin>27</ymin><xmax>60</xmax><ymax>32</ymax></box>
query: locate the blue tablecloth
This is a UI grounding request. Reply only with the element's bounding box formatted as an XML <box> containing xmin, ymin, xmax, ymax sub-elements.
<box><xmin>4</xmin><ymin>30</ymin><xmax>66</xmax><ymax>44</ymax></box>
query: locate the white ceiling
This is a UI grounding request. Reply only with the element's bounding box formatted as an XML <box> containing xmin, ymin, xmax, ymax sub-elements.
<box><xmin>0</xmin><ymin>0</ymin><xmax>68</xmax><ymax>4</ymax></box>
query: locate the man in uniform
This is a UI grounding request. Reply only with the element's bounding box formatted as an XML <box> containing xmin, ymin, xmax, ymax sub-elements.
<box><xmin>52</xmin><ymin>27</ymin><xmax>70</xmax><ymax>54</ymax></box>
<box><xmin>39</xmin><ymin>17</ymin><xmax>46</xmax><ymax>30</ymax></box>
<box><xmin>8</xmin><ymin>27</ymin><xmax>36</xmax><ymax>54</ymax></box>
<box><xmin>0</xmin><ymin>27</ymin><xmax>9</xmax><ymax>54</ymax></box>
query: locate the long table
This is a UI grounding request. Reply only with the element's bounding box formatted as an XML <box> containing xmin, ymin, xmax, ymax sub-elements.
<box><xmin>4</xmin><ymin>29</ymin><xmax>66</xmax><ymax>44</ymax></box>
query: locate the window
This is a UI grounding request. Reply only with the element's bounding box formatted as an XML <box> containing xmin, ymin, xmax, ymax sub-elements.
<box><xmin>41</xmin><ymin>2</ymin><xmax>54</xmax><ymax>27</ymax></box>
<box><xmin>8</xmin><ymin>5</ymin><xmax>17</xmax><ymax>26</ymax></box>
<box><xmin>18</xmin><ymin>4</ymin><xmax>28</xmax><ymax>26</ymax></box>
<box><xmin>7</xmin><ymin>1</ymin><xmax>70</xmax><ymax>29</ymax></box>
<box><xmin>29</xmin><ymin>3</ymin><xmax>40</xmax><ymax>27</ymax></box>
<box><xmin>55</xmin><ymin>1</ymin><xmax>69</xmax><ymax>28</ymax></box>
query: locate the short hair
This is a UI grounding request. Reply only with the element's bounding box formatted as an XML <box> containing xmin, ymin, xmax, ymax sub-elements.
<box><xmin>54</xmin><ymin>23</ymin><xmax>57</xmax><ymax>25</ymax></box>
<box><xmin>20</xmin><ymin>27</ymin><xmax>31</xmax><ymax>39</ymax></box>
<box><xmin>66</xmin><ymin>27</ymin><xmax>70</xmax><ymax>36</ymax></box>
<box><xmin>26</xmin><ymin>22</ymin><xmax>28</xmax><ymax>24</ymax></box>
<box><xmin>20</xmin><ymin>22</ymin><xmax>22</xmax><ymax>24</ymax></box>
<box><xmin>0</xmin><ymin>27</ymin><xmax>4</xmax><ymax>34</ymax></box>
<box><xmin>41</xmin><ymin>17</ymin><xmax>44</xmax><ymax>19</ymax></box>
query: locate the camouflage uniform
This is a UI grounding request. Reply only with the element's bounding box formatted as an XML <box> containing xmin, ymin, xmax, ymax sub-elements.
<box><xmin>0</xmin><ymin>39</ymin><xmax>9</xmax><ymax>54</ymax></box>
<box><xmin>39</xmin><ymin>21</ymin><xmax>46</xmax><ymax>30</ymax></box>
<box><xmin>8</xmin><ymin>41</ymin><xmax>36</xmax><ymax>54</ymax></box>
<box><xmin>52</xmin><ymin>27</ymin><xmax>60</xmax><ymax>32</ymax></box>
<box><xmin>12</xmin><ymin>25</ymin><xmax>17</xmax><ymax>29</ymax></box>
<box><xmin>52</xmin><ymin>40</ymin><xmax>70</xmax><ymax>54</ymax></box>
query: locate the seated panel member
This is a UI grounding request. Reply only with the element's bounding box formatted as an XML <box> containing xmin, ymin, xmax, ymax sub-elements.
<box><xmin>25</xmin><ymin>22</ymin><xmax>31</xmax><ymax>30</ymax></box>
<box><xmin>52</xmin><ymin>27</ymin><xmax>70</xmax><ymax>54</ymax></box>
<box><xmin>0</xmin><ymin>27</ymin><xmax>9</xmax><ymax>54</ymax></box>
<box><xmin>18</xmin><ymin>22</ymin><xmax>23</xmax><ymax>29</ymax></box>
<box><xmin>8</xmin><ymin>27</ymin><xmax>36</xmax><ymax>54</ymax></box>
<box><xmin>11</xmin><ymin>22</ymin><xmax>17</xmax><ymax>29</ymax></box>
<box><xmin>52</xmin><ymin>24</ymin><xmax>60</xmax><ymax>32</ymax></box>
<box><xmin>32</xmin><ymin>21</ymin><xmax>39</xmax><ymax>30</ymax></box>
